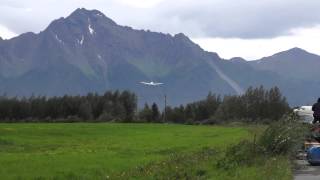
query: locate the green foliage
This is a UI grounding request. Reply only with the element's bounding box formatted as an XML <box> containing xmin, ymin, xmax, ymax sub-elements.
<box><xmin>166</xmin><ymin>105</ymin><xmax>186</xmax><ymax>124</ymax></box>
<box><xmin>0</xmin><ymin>86</ymin><xmax>289</xmax><ymax>124</ymax></box>
<box><xmin>139</xmin><ymin>103</ymin><xmax>168</xmax><ymax>123</ymax></box>
<box><xmin>113</xmin><ymin>147</ymin><xmax>217</xmax><ymax>179</ymax></box>
<box><xmin>215</xmin><ymin>86</ymin><xmax>290</xmax><ymax>122</ymax></box>
<box><xmin>216</xmin><ymin>114</ymin><xmax>306</xmax><ymax>179</ymax></box>
<box><xmin>111</xmin><ymin>124</ymin><xmax>293</xmax><ymax>180</ymax></box>
<box><xmin>138</xmin><ymin>104</ymin><xmax>153</xmax><ymax>122</ymax></box>
<box><xmin>160</xmin><ymin>86</ymin><xmax>290</xmax><ymax>124</ymax></box>
<box><xmin>151</xmin><ymin>103</ymin><xmax>161</xmax><ymax>123</ymax></box>
<box><xmin>217</xmin><ymin>140</ymin><xmax>257</xmax><ymax>170</ymax></box>
<box><xmin>258</xmin><ymin>114</ymin><xmax>308</xmax><ymax>155</ymax></box>
<box><xmin>164</xmin><ymin>92</ymin><xmax>222</xmax><ymax>123</ymax></box>
<box><xmin>0</xmin><ymin>90</ymin><xmax>137</xmax><ymax>122</ymax></box>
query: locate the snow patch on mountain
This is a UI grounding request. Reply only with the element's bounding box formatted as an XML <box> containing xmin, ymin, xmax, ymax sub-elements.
<box><xmin>79</xmin><ymin>35</ymin><xmax>84</xmax><ymax>45</ymax></box>
<box><xmin>55</xmin><ymin>34</ymin><xmax>63</xmax><ymax>44</ymax></box>
<box><xmin>88</xmin><ymin>18</ymin><xmax>95</xmax><ymax>35</ymax></box>
<box><xmin>89</xmin><ymin>24</ymin><xmax>94</xmax><ymax>34</ymax></box>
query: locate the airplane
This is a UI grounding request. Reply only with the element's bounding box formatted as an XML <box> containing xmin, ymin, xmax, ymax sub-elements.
<box><xmin>140</xmin><ymin>81</ymin><xmax>163</xmax><ymax>86</ymax></box>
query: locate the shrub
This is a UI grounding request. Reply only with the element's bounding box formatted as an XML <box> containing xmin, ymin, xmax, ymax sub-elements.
<box><xmin>216</xmin><ymin>140</ymin><xmax>257</xmax><ymax>170</ymax></box>
<box><xmin>97</xmin><ymin>112</ymin><xmax>114</xmax><ymax>122</ymax></box>
<box><xmin>258</xmin><ymin>114</ymin><xmax>308</xmax><ymax>156</ymax></box>
<box><xmin>217</xmin><ymin>114</ymin><xmax>308</xmax><ymax>171</ymax></box>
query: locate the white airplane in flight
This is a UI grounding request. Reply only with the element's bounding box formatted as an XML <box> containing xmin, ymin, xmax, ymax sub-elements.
<box><xmin>140</xmin><ymin>81</ymin><xmax>163</xmax><ymax>86</ymax></box>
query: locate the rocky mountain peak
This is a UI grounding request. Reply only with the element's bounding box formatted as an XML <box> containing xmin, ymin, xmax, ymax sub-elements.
<box><xmin>288</xmin><ymin>47</ymin><xmax>307</xmax><ymax>53</ymax></box>
<box><xmin>273</xmin><ymin>47</ymin><xmax>310</xmax><ymax>58</ymax></box>
<box><xmin>174</xmin><ymin>33</ymin><xmax>188</xmax><ymax>39</ymax></box>
<box><xmin>68</xmin><ymin>8</ymin><xmax>117</xmax><ymax>26</ymax></box>
<box><xmin>46</xmin><ymin>8</ymin><xmax>117</xmax><ymax>34</ymax></box>
<box><xmin>229</xmin><ymin>57</ymin><xmax>247</xmax><ymax>63</ymax></box>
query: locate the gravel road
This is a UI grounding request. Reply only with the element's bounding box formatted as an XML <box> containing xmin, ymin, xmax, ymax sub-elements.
<box><xmin>295</xmin><ymin>160</ymin><xmax>320</xmax><ymax>180</ymax></box>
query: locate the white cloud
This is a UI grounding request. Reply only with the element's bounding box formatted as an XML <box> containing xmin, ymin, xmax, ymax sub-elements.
<box><xmin>1</xmin><ymin>0</ymin><xmax>320</xmax><ymax>39</ymax></box>
<box><xmin>0</xmin><ymin>0</ymin><xmax>320</xmax><ymax>58</ymax></box>
<box><xmin>193</xmin><ymin>25</ymin><xmax>320</xmax><ymax>60</ymax></box>
<box><xmin>118</xmin><ymin>0</ymin><xmax>165</xmax><ymax>8</ymax></box>
<box><xmin>0</xmin><ymin>25</ymin><xmax>17</xmax><ymax>39</ymax></box>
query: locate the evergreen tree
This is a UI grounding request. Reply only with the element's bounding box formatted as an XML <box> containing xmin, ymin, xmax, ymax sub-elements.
<box><xmin>139</xmin><ymin>104</ymin><xmax>153</xmax><ymax>122</ymax></box>
<box><xmin>151</xmin><ymin>103</ymin><xmax>160</xmax><ymax>123</ymax></box>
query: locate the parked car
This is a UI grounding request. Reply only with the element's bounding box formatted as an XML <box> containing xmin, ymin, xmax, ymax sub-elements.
<box><xmin>307</xmin><ymin>146</ymin><xmax>320</xmax><ymax>165</ymax></box>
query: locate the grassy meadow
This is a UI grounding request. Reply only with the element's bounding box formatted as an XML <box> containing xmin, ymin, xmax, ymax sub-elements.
<box><xmin>0</xmin><ymin>123</ymin><xmax>291</xmax><ymax>179</ymax></box>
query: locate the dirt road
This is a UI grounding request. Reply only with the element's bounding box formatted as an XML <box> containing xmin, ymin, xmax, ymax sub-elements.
<box><xmin>295</xmin><ymin>160</ymin><xmax>320</xmax><ymax>180</ymax></box>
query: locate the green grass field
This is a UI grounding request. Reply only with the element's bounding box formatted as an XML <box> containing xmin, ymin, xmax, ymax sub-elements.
<box><xmin>0</xmin><ymin>123</ymin><xmax>291</xmax><ymax>179</ymax></box>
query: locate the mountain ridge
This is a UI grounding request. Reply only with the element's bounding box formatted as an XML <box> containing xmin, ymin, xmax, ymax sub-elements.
<box><xmin>0</xmin><ymin>8</ymin><xmax>237</xmax><ymax>106</ymax></box>
<box><xmin>3</xmin><ymin>8</ymin><xmax>320</xmax><ymax>61</ymax></box>
<box><xmin>0</xmin><ymin>8</ymin><xmax>319</xmax><ymax>106</ymax></box>
<box><xmin>248</xmin><ymin>47</ymin><xmax>320</xmax><ymax>81</ymax></box>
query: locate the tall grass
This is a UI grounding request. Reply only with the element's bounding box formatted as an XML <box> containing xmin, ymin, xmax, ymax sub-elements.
<box><xmin>0</xmin><ymin>123</ymin><xmax>248</xmax><ymax>179</ymax></box>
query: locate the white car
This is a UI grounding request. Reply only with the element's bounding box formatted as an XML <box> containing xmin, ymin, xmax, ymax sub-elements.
<box><xmin>294</xmin><ymin>106</ymin><xmax>314</xmax><ymax>124</ymax></box>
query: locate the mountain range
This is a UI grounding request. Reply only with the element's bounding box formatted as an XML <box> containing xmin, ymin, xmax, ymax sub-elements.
<box><xmin>0</xmin><ymin>8</ymin><xmax>319</xmax><ymax>107</ymax></box>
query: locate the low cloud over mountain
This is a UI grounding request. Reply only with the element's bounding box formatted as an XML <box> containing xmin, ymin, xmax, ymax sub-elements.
<box><xmin>1</xmin><ymin>0</ymin><xmax>320</xmax><ymax>39</ymax></box>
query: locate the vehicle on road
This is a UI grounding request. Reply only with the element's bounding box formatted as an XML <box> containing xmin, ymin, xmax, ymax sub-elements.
<box><xmin>307</xmin><ymin>146</ymin><xmax>320</xmax><ymax>165</ymax></box>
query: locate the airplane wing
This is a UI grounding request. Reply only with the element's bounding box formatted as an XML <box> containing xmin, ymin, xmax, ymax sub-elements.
<box><xmin>140</xmin><ymin>82</ymin><xmax>149</xmax><ymax>85</ymax></box>
<box><xmin>154</xmin><ymin>83</ymin><xmax>163</xmax><ymax>85</ymax></box>
<box><xmin>140</xmin><ymin>81</ymin><xmax>163</xmax><ymax>86</ymax></box>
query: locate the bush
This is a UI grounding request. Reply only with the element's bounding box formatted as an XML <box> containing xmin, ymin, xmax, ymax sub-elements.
<box><xmin>112</xmin><ymin>147</ymin><xmax>217</xmax><ymax>179</ymax></box>
<box><xmin>217</xmin><ymin>140</ymin><xmax>257</xmax><ymax>170</ymax></box>
<box><xmin>258</xmin><ymin>114</ymin><xmax>308</xmax><ymax>156</ymax></box>
<box><xmin>97</xmin><ymin>112</ymin><xmax>114</xmax><ymax>122</ymax></box>
<box><xmin>217</xmin><ymin>114</ymin><xmax>308</xmax><ymax>171</ymax></box>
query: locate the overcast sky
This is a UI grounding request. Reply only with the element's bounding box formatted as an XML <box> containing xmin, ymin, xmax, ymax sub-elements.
<box><xmin>0</xmin><ymin>0</ymin><xmax>320</xmax><ymax>59</ymax></box>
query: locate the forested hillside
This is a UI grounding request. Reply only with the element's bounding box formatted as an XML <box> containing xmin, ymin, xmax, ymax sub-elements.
<box><xmin>0</xmin><ymin>86</ymin><xmax>290</xmax><ymax>123</ymax></box>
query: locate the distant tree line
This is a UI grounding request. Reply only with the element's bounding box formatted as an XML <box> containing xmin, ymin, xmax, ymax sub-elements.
<box><xmin>0</xmin><ymin>91</ymin><xmax>137</xmax><ymax>122</ymax></box>
<box><xmin>0</xmin><ymin>86</ymin><xmax>290</xmax><ymax>123</ymax></box>
<box><xmin>139</xmin><ymin>86</ymin><xmax>291</xmax><ymax>124</ymax></box>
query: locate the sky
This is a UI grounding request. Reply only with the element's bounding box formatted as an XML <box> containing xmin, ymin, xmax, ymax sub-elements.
<box><xmin>0</xmin><ymin>0</ymin><xmax>320</xmax><ymax>59</ymax></box>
